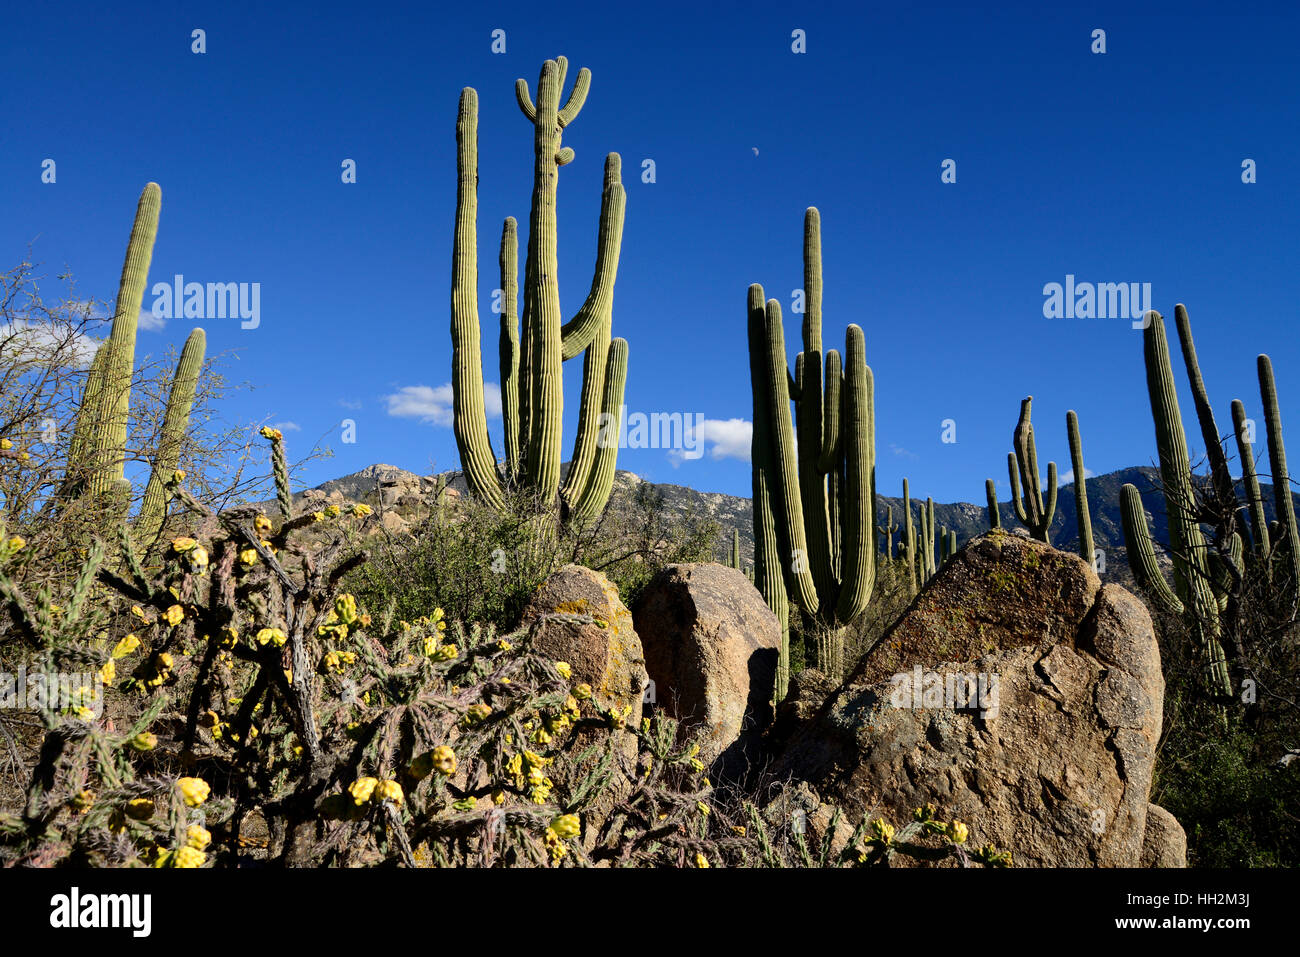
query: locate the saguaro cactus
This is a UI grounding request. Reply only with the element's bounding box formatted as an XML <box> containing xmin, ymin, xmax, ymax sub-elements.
<box><xmin>1120</xmin><ymin>309</ymin><xmax>1231</xmax><ymax>696</ymax></box>
<box><xmin>1008</xmin><ymin>397</ymin><xmax>1058</xmax><ymax>543</ymax></box>
<box><xmin>69</xmin><ymin>183</ymin><xmax>161</xmax><ymax>502</ymax></box>
<box><xmin>902</xmin><ymin>479</ymin><xmax>917</xmax><ymax>593</ymax></box>
<box><xmin>1066</xmin><ymin>410</ymin><xmax>1095</xmax><ymax>569</ymax></box>
<box><xmin>135</xmin><ymin>329</ymin><xmax>206</xmax><ymax>548</ymax></box>
<box><xmin>747</xmin><ymin>208</ymin><xmax>876</xmax><ymax>681</ymax></box>
<box><xmin>450</xmin><ymin>59</ymin><xmax>627</xmax><ymax>521</ymax></box>
<box><xmin>729</xmin><ymin>528</ymin><xmax>742</xmax><ymax>569</ymax></box>
<box><xmin>877</xmin><ymin>505</ymin><xmax>898</xmax><ymax>560</ymax></box>
<box><xmin>985</xmin><ymin>479</ymin><xmax>1000</xmax><ymax>530</ymax></box>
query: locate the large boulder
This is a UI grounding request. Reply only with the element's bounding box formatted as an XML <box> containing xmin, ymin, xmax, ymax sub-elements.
<box><xmin>520</xmin><ymin>564</ymin><xmax>648</xmax><ymax>724</ymax></box>
<box><xmin>631</xmin><ymin>563</ymin><xmax>780</xmax><ymax>778</ymax></box>
<box><xmin>1140</xmin><ymin>804</ymin><xmax>1188</xmax><ymax>867</ymax></box>
<box><xmin>772</xmin><ymin>531</ymin><xmax>1168</xmax><ymax>867</ymax></box>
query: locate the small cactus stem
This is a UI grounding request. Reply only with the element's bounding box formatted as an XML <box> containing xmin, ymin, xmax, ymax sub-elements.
<box><xmin>1231</xmin><ymin>398</ymin><xmax>1271</xmax><ymax>564</ymax></box>
<box><xmin>903</xmin><ymin>479</ymin><xmax>917</xmax><ymax>593</ymax></box>
<box><xmin>1066</xmin><ymin>410</ymin><xmax>1095</xmax><ymax>568</ymax></box>
<box><xmin>730</xmin><ymin>527</ymin><xmax>742</xmax><ymax>569</ymax></box>
<box><xmin>985</xmin><ymin>478</ymin><xmax>1000</xmax><ymax>530</ymax></box>
<box><xmin>1174</xmin><ymin>304</ymin><xmax>1236</xmax><ymax>526</ymax></box>
<box><xmin>1258</xmin><ymin>354</ymin><xmax>1300</xmax><ymax>602</ymax></box>
<box><xmin>136</xmin><ymin>328</ymin><xmax>206</xmax><ymax>550</ymax></box>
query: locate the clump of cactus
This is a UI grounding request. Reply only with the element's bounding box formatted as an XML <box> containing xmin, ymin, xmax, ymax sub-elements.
<box><xmin>1008</xmin><ymin>397</ymin><xmax>1057</xmax><ymax>543</ymax></box>
<box><xmin>61</xmin><ymin>183</ymin><xmax>207</xmax><ymax>549</ymax></box>
<box><xmin>902</xmin><ymin>479</ymin><xmax>918</xmax><ymax>593</ymax></box>
<box><xmin>450</xmin><ymin>58</ymin><xmax>627</xmax><ymax>524</ymax></box>
<box><xmin>748</xmin><ymin>208</ymin><xmax>876</xmax><ymax>685</ymax></box>
<box><xmin>1121</xmin><ymin>305</ymin><xmax>1300</xmax><ymax>698</ymax></box>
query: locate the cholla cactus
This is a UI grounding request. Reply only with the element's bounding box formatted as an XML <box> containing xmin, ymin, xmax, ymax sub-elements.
<box><xmin>450</xmin><ymin>59</ymin><xmax>628</xmax><ymax>524</ymax></box>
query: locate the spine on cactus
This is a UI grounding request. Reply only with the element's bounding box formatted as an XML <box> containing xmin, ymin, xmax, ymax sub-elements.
<box><xmin>1008</xmin><ymin>396</ymin><xmax>1058</xmax><ymax>543</ymax></box>
<box><xmin>136</xmin><ymin>328</ymin><xmax>206</xmax><ymax>549</ymax></box>
<box><xmin>451</xmin><ymin>60</ymin><xmax>627</xmax><ymax>519</ymax></box>
<box><xmin>83</xmin><ymin>183</ymin><xmax>160</xmax><ymax>500</ymax></box>
<box><xmin>1120</xmin><ymin>310</ymin><xmax>1231</xmax><ymax>696</ymax></box>
<box><xmin>746</xmin><ymin>209</ymin><xmax>877</xmax><ymax>680</ymax></box>
<box><xmin>985</xmin><ymin>478</ymin><xmax>1000</xmax><ymax>530</ymax></box>
<box><xmin>1066</xmin><ymin>410</ymin><xmax>1095</xmax><ymax>568</ymax></box>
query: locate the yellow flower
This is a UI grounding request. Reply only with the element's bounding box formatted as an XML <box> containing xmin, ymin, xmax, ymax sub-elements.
<box><xmin>731</xmin><ymin>825</ymin><xmax>747</xmax><ymax>837</ymax></box>
<box><xmin>164</xmin><ymin>604</ymin><xmax>185</xmax><ymax>627</ymax></box>
<box><xmin>98</xmin><ymin>659</ymin><xmax>116</xmax><ymax>684</ymax></box>
<box><xmin>72</xmin><ymin>790</ymin><xmax>95</xmax><ymax>812</ymax></box>
<box><xmin>695</xmin><ymin>853</ymin><xmax>710</xmax><ymax>869</ymax></box>
<box><xmin>125</xmin><ymin>798</ymin><xmax>155</xmax><ymax>820</ymax></box>
<box><xmin>171</xmin><ymin>469</ymin><xmax>186</xmax><ymax>483</ymax></box>
<box><xmin>173</xmin><ymin>846</ymin><xmax>206</xmax><ymax>868</ymax></box>
<box><xmin>375</xmin><ymin>780</ymin><xmax>404</xmax><ymax>806</ymax></box>
<box><xmin>112</xmin><ymin>634</ymin><xmax>140</xmax><ymax>658</ymax></box>
<box><xmin>259</xmin><ymin>426</ymin><xmax>283</xmax><ymax>441</ymax></box>
<box><xmin>430</xmin><ymin>745</ymin><xmax>457</xmax><ymax>776</ymax></box>
<box><xmin>171</xmin><ymin>537</ymin><xmax>199</xmax><ymax>553</ymax></box>
<box><xmin>74</xmin><ymin>706</ymin><xmax>95</xmax><ymax>721</ymax></box>
<box><xmin>255</xmin><ymin>627</ymin><xmax>287</xmax><ymax>648</ymax></box>
<box><xmin>129</xmin><ymin>731</ymin><xmax>157</xmax><ymax>752</ymax></box>
<box><xmin>462</xmin><ymin>703</ymin><xmax>491</xmax><ymax>725</ymax></box>
<box><xmin>549</xmin><ymin>814</ymin><xmax>580</xmax><ymax>841</ymax></box>
<box><xmin>573</xmin><ymin>683</ymin><xmax>592</xmax><ymax>700</ymax></box>
<box><xmin>177</xmin><ymin>777</ymin><xmax>210</xmax><ymax>808</ymax></box>
<box><xmin>351</xmin><ymin>503</ymin><xmax>372</xmax><ymax>518</ymax></box>
<box><xmin>948</xmin><ymin>821</ymin><xmax>969</xmax><ymax>845</ymax></box>
<box><xmin>2</xmin><ymin>535</ymin><xmax>25</xmax><ymax>555</ymax></box>
<box><xmin>186</xmin><ymin>825</ymin><xmax>212</xmax><ymax>851</ymax></box>
<box><xmin>0</xmin><ymin>438</ymin><xmax>10</xmax><ymax>450</ymax></box>
<box><xmin>325</xmin><ymin>504</ymin><xmax>341</xmax><ymax>518</ymax></box>
<box><xmin>869</xmin><ymin>818</ymin><xmax>895</xmax><ymax>844</ymax></box>
<box><xmin>348</xmin><ymin>777</ymin><xmax>378</xmax><ymax>805</ymax></box>
<box><xmin>254</xmin><ymin>513</ymin><xmax>273</xmax><ymax>535</ymax></box>
<box><xmin>555</xmin><ymin>661</ymin><xmax>572</xmax><ymax>680</ymax></box>
<box><xmin>238</xmin><ymin>548</ymin><xmax>258</xmax><ymax>566</ymax></box>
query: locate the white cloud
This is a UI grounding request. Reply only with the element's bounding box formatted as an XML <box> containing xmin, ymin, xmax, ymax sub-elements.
<box><xmin>338</xmin><ymin>399</ymin><xmax>363</xmax><ymax>410</ymax></box>
<box><xmin>269</xmin><ymin>421</ymin><xmax>301</xmax><ymax>433</ymax></box>
<box><xmin>1059</xmin><ymin>467</ymin><xmax>1096</xmax><ymax>485</ymax></box>
<box><xmin>137</xmin><ymin>307</ymin><xmax>167</xmax><ymax>332</ymax></box>
<box><xmin>668</xmin><ymin>417</ymin><xmax>753</xmax><ymax>466</ymax></box>
<box><xmin>890</xmin><ymin>442</ymin><xmax>919</xmax><ymax>461</ymax></box>
<box><xmin>385</xmin><ymin>382</ymin><xmax>501</xmax><ymax>426</ymax></box>
<box><xmin>0</xmin><ymin>319</ymin><xmax>101</xmax><ymax>368</ymax></box>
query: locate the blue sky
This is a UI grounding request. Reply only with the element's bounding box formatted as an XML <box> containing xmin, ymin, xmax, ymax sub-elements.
<box><xmin>5</xmin><ymin>0</ymin><xmax>1299</xmax><ymax>503</ymax></box>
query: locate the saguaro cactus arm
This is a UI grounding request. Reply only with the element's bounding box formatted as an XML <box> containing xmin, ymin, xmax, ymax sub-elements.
<box><xmin>1121</xmin><ymin>483</ymin><xmax>1184</xmax><ymax>617</ymax></box>
<box><xmin>450</xmin><ymin>88</ymin><xmax>506</xmax><ymax>509</ymax></box>
<box><xmin>1258</xmin><ymin>354</ymin><xmax>1300</xmax><ymax>598</ymax></box>
<box><xmin>1008</xmin><ymin>397</ymin><xmax>1057</xmax><ymax>542</ymax></box>
<box><xmin>559</xmin><ymin>154</ymin><xmax>626</xmax><ymax>360</ymax></box>
<box><xmin>499</xmin><ymin>217</ymin><xmax>521</xmax><ymax>483</ymax></box>
<box><xmin>136</xmin><ymin>328</ymin><xmax>206</xmax><ymax>549</ymax></box>
<box><xmin>1067</xmin><ymin>410</ymin><xmax>1095</xmax><ymax>567</ymax></box>
<box><xmin>1231</xmin><ymin>398</ymin><xmax>1271</xmax><ymax>560</ymax></box>
<box><xmin>985</xmin><ymin>479</ymin><xmax>1000</xmax><ymax>530</ymax></box>
<box><xmin>835</xmin><ymin>325</ymin><xmax>875</xmax><ymax>624</ymax></box>
<box><xmin>1174</xmin><ymin>304</ymin><xmax>1236</xmax><ymax>518</ymax></box>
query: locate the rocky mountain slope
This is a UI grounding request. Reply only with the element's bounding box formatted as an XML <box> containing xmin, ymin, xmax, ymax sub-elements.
<box><xmin>283</xmin><ymin>462</ymin><xmax>1300</xmax><ymax>591</ymax></box>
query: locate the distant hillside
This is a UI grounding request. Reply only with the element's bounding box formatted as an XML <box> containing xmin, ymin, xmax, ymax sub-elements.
<box><xmin>282</xmin><ymin>463</ymin><xmax>1300</xmax><ymax>591</ymax></box>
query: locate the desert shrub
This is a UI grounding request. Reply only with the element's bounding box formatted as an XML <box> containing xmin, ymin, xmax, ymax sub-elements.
<box><xmin>1148</xmin><ymin>601</ymin><xmax>1300</xmax><ymax>867</ymax></box>
<box><xmin>348</xmin><ymin>481</ymin><xmax>719</xmax><ymax>634</ymax></box>
<box><xmin>0</xmin><ymin>432</ymin><xmax>1005</xmax><ymax>868</ymax></box>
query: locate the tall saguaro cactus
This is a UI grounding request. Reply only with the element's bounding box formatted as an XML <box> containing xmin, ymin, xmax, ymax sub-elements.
<box><xmin>985</xmin><ymin>479</ymin><xmax>1000</xmax><ymax>530</ymax></box>
<box><xmin>135</xmin><ymin>328</ymin><xmax>207</xmax><ymax>548</ymax></box>
<box><xmin>69</xmin><ymin>183</ymin><xmax>161</xmax><ymax>503</ymax></box>
<box><xmin>1066</xmin><ymin>410</ymin><xmax>1095</xmax><ymax>569</ymax></box>
<box><xmin>747</xmin><ymin>208</ymin><xmax>876</xmax><ymax>681</ymax></box>
<box><xmin>450</xmin><ymin>58</ymin><xmax>628</xmax><ymax>521</ymax></box>
<box><xmin>1120</xmin><ymin>309</ymin><xmax>1232</xmax><ymax>696</ymax></box>
<box><xmin>902</xmin><ymin>479</ymin><xmax>917</xmax><ymax>594</ymax></box>
<box><xmin>1008</xmin><ymin>397</ymin><xmax>1058</xmax><ymax>543</ymax></box>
